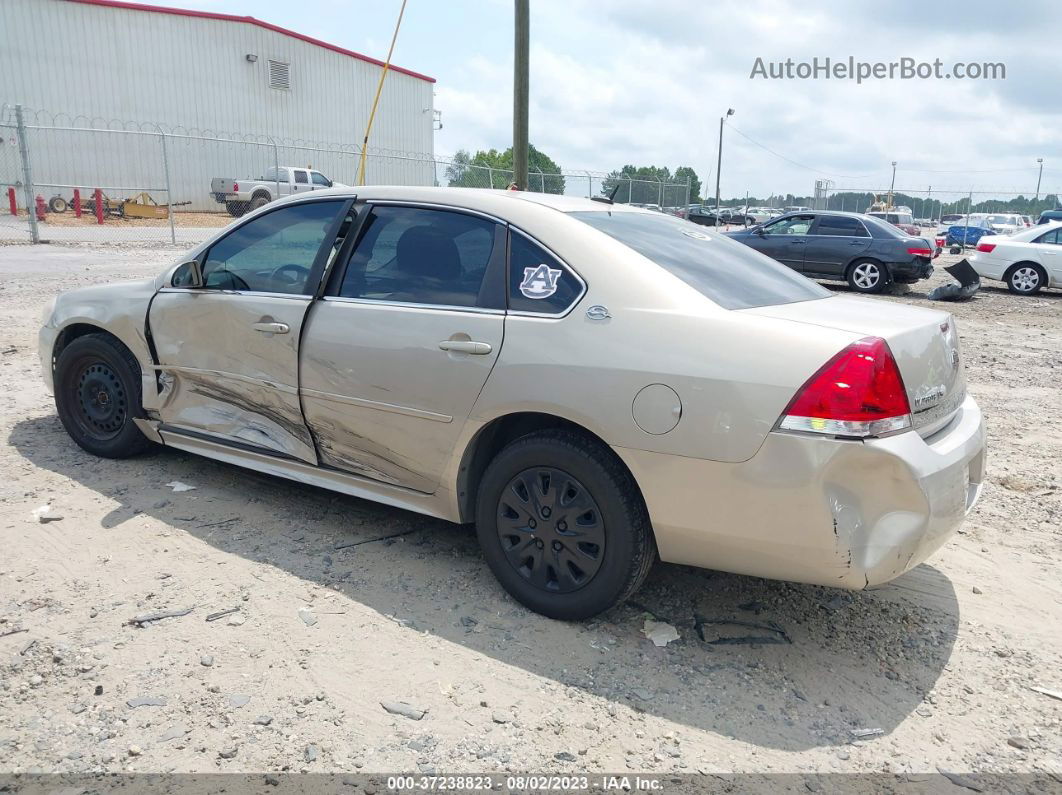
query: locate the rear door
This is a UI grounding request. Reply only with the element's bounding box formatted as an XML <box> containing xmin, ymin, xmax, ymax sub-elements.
<box><xmin>804</xmin><ymin>215</ymin><xmax>872</xmax><ymax>276</ymax></box>
<box><xmin>299</xmin><ymin>203</ymin><xmax>506</xmax><ymax>492</ymax></box>
<box><xmin>149</xmin><ymin>198</ymin><xmax>349</xmax><ymax>462</ymax></box>
<box><xmin>291</xmin><ymin>169</ymin><xmax>310</xmax><ymax>195</ymax></box>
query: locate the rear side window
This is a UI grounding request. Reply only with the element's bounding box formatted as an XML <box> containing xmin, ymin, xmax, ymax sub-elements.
<box><xmin>508</xmin><ymin>232</ymin><xmax>584</xmax><ymax>314</ymax></box>
<box><xmin>339</xmin><ymin>205</ymin><xmax>497</xmax><ymax>308</ymax></box>
<box><xmin>569</xmin><ymin>210</ymin><xmax>829</xmax><ymax>310</ymax></box>
<box><xmin>1037</xmin><ymin>229</ymin><xmax>1060</xmax><ymax>245</ymax></box>
<box><xmin>814</xmin><ymin>215</ymin><xmax>869</xmax><ymax>237</ymax></box>
<box><xmin>294</xmin><ymin>171</ymin><xmax>309</xmax><ymax>184</ymax></box>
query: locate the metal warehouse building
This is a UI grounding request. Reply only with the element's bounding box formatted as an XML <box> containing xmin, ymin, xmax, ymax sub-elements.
<box><xmin>0</xmin><ymin>0</ymin><xmax>437</xmax><ymax>210</ymax></box>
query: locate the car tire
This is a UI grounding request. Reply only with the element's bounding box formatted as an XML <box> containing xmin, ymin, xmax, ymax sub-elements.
<box><xmin>1005</xmin><ymin>263</ymin><xmax>1046</xmax><ymax>295</ymax></box>
<box><xmin>225</xmin><ymin>201</ymin><xmax>248</xmax><ymax>218</ymax></box>
<box><xmin>54</xmin><ymin>333</ymin><xmax>152</xmax><ymax>459</ymax></box>
<box><xmin>248</xmin><ymin>195</ymin><xmax>270</xmax><ymax>212</ymax></box>
<box><xmin>475</xmin><ymin>429</ymin><xmax>656</xmax><ymax>621</ymax></box>
<box><xmin>847</xmin><ymin>259</ymin><xmax>888</xmax><ymax>293</ymax></box>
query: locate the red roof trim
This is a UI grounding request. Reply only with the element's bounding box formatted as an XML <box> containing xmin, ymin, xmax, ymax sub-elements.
<box><xmin>66</xmin><ymin>0</ymin><xmax>436</xmax><ymax>84</ymax></box>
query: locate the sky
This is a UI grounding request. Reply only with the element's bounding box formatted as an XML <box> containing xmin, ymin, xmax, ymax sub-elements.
<box><xmin>172</xmin><ymin>0</ymin><xmax>1058</xmax><ymax>201</ymax></box>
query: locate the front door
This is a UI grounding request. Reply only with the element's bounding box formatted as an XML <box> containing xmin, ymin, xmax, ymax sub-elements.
<box><xmin>149</xmin><ymin>199</ymin><xmax>348</xmax><ymax>463</ymax></box>
<box><xmin>749</xmin><ymin>214</ymin><xmax>813</xmax><ymax>270</ymax></box>
<box><xmin>1034</xmin><ymin>227</ymin><xmax>1062</xmax><ymax>285</ymax></box>
<box><xmin>804</xmin><ymin>214</ymin><xmax>872</xmax><ymax>276</ymax></box>
<box><xmin>300</xmin><ymin>204</ymin><xmax>506</xmax><ymax>492</ymax></box>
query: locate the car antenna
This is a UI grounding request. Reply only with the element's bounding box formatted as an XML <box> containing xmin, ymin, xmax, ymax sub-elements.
<box><xmin>591</xmin><ymin>181</ymin><xmax>623</xmax><ymax>205</ymax></box>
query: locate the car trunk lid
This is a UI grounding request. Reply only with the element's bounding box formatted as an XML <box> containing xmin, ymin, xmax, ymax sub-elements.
<box><xmin>742</xmin><ymin>296</ymin><xmax>965</xmax><ymax>437</ymax></box>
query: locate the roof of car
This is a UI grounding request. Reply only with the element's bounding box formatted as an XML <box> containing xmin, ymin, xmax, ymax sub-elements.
<box><xmin>282</xmin><ymin>185</ymin><xmax>651</xmax><ymax>215</ymax></box>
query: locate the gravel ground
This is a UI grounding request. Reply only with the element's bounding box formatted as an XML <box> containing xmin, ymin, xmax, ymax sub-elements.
<box><xmin>0</xmin><ymin>243</ymin><xmax>1059</xmax><ymax>785</ymax></box>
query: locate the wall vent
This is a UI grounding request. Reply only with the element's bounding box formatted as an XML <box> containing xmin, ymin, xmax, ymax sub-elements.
<box><xmin>268</xmin><ymin>60</ymin><xmax>291</xmax><ymax>90</ymax></box>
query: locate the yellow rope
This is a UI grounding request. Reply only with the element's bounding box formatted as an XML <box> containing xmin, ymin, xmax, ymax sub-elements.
<box><xmin>356</xmin><ymin>0</ymin><xmax>409</xmax><ymax>186</ymax></box>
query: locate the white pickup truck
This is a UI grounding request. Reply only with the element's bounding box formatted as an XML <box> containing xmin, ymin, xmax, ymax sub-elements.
<box><xmin>210</xmin><ymin>166</ymin><xmax>346</xmax><ymax>217</ymax></box>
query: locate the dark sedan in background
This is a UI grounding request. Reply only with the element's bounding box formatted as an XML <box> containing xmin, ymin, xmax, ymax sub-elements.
<box><xmin>726</xmin><ymin>211</ymin><xmax>936</xmax><ymax>293</ymax></box>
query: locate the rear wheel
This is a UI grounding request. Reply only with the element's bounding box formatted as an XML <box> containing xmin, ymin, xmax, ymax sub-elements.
<box><xmin>248</xmin><ymin>195</ymin><xmax>270</xmax><ymax>212</ymax></box>
<box><xmin>225</xmin><ymin>200</ymin><xmax>248</xmax><ymax>218</ymax></box>
<box><xmin>1006</xmin><ymin>263</ymin><xmax>1045</xmax><ymax>295</ymax></box>
<box><xmin>54</xmin><ymin>334</ymin><xmax>152</xmax><ymax>458</ymax></box>
<box><xmin>847</xmin><ymin>259</ymin><xmax>887</xmax><ymax>293</ymax></box>
<box><xmin>475</xmin><ymin>430</ymin><xmax>655</xmax><ymax>620</ymax></box>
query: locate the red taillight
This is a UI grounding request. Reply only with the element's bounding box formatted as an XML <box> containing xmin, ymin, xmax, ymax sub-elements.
<box><xmin>779</xmin><ymin>337</ymin><xmax>911</xmax><ymax>437</ymax></box>
<box><xmin>233</xmin><ymin>182</ymin><xmax>239</xmax><ymax>192</ymax></box>
<box><xmin>976</xmin><ymin>242</ymin><xmax>996</xmax><ymax>253</ymax></box>
<box><xmin>907</xmin><ymin>246</ymin><xmax>932</xmax><ymax>257</ymax></box>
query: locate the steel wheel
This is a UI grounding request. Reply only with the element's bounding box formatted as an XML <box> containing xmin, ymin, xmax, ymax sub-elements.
<box><xmin>496</xmin><ymin>467</ymin><xmax>606</xmax><ymax>594</ymax></box>
<box><xmin>54</xmin><ymin>333</ymin><xmax>151</xmax><ymax>458</ymax></box>
<box><xmin>75</xmin><ymin>361</ymin><xmax>127</xmax><ymax>440</ymax></box>
<box><xmin>1008</xmin><ymin>265</ymin><xmax>1042</xmax><ymax>295</ymax></box>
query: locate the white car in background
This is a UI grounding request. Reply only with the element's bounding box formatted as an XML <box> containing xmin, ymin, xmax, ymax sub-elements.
<box><xmin>969</xmin><ymin>221</ymin><xmax>1062</xmax><ymax>294</ymax></box>
<box><xmin>983</xmin><ymin>214</ymin><xmax>1024</xmax><ymax>236</ymax></box>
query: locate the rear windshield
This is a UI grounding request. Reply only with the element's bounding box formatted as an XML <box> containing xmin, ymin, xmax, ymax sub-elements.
<box><xmin>569</xmin><ymin>210</ymin><xmax>830</xmax><ymax>310</ymax></box>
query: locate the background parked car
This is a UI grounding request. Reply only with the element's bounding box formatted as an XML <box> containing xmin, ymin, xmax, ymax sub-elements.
<box><xmin>210</xmin><ymin>166</ymin><xmax>345</xmax><ymax>217</ymax></box>
<box><xmin>969</xmin><ymin>221</ymin><xmax>1062</xmax><ymax>294</ymax></box>
<box><xmin>984</xmin><ymin>214</ymin><xmax>1023</xmax><ymax>235</ymax></box>
<box><xmin>726</xmin><ymin>211</ymin><xmax>935</xmax><ymax>293</ymax></box>
<box><xmin>1037</xmin><ymin>208</ymin><xmax>1062</xmax><ymax>224</ymax></box>
<box><xmin>866</xmin><ymin>209</ymin><xmax>921</xmax><ymax>236</ymax></box>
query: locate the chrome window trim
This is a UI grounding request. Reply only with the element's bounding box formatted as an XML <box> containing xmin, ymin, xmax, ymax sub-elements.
<box><xmin>158</xmin><ymin>287</ymin><xmax>314</xmax><ymax>300</ymax></box>
<box><xmin>320</xmin><ymin>295</ymin><xmax>505</xmax><ymax>315</ymax></box>
<box><xmin>507</xmin><ymin>226</ymin><xmax>588</xmax><ymax>319</ymax></box>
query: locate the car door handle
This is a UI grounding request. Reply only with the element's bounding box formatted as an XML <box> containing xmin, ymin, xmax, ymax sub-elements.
<box><xmin>789</xmin><ymin>239</ymin><xmax>806</xmax><ymax>244</ymax></box>
<box><xmin>849</xmin><ymin>240</ymin><xmax>865</xmax><ymax>245</ymax></box>
<box><xmin>252</xmin><ymin>322</ymin><xmax>290</xmax><ymax>334</ymax></box>
<box><xmin>438</xmin><ymin>340</ymin><xmax>492</xmax><ymax>355</ymax></box>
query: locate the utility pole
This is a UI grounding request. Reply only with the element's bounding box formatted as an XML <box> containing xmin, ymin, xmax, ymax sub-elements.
<box><xmin>715</xmin><ymin>108</ymin><xmax>734</xmax><ymax>215</ymax></box>
<box><xmin>513</xmin><ymin>0</ymin><xmax>529</xmax><ymax>190</ymax></box>
<box><xmin>1035</xmin><ymin>158</ymin><xmax>1044</xmax><ymax>200</ymax></box>
<box><xmin>887</xmin><ymin>161</ymin><xmax>897</xmax><ymax>207</ymax></box>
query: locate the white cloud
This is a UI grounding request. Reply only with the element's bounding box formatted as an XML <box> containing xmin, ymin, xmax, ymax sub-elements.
<box><xmin>434</xmin><ymin>0</ymin><xmax>1059</xmax><ymax>200</ymax></box>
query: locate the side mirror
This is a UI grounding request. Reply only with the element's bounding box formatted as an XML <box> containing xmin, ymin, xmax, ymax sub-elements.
<box><xmin>754</xmin><ymin>226</ymin><xmax>766</xmax><ymax>236</ymax></box>
<box><xmin>171</xmin><ymin>260</ymin><xmax>203</xmax><ymax>288</ymax></box>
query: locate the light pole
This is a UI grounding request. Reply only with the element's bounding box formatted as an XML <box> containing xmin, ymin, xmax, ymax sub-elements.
<box><xmin>1035</xmin><ymin>158</ymin><xmax>1044</xmax><ymax>201</ymax></box>
<box><xmin>888</xmin><ymin>161</ymin><xmax>897</xmax><ymax>207</ymax></box>
<box><xmin>715</xmin><ymin>108</ymin><xmax>734</xmax><ymax>218</ymax></box>
<box><xmin>513</xmin><ymin>0</ymin><xmax>529</xmax><ymax>191</ymax></box>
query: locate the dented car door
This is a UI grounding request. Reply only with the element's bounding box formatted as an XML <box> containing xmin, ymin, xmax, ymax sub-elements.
<box><xmin>299</xmin><ymin>203</ymin><xmax>506</xmax><ymax>492</ymax></box>
<box><xmin>148</xmin><ymin>199</ymin><xmax>348</xmax><ymax>463</ymax></box>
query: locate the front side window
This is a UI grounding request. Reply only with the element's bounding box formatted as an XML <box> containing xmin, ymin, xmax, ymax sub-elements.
<box><xmin>339</xmin><ymin>205</ymin><xmax>497</xmax><ymax>307</ymax></box>
<box><xmin>569</xmin><ymin>210</ymin><xmax>829</xmax><ymax>310</ymax></box>
<box><xmin>200</xmin><ymin>200</ymin><xmax>344</xmax><ymax>294</ymax></box>
<box><xmin>311</xmin><ymin>172</ymin><xmax>331</xmax><ymax>187</ymax></box>
<box><xmin>814</xmin><ymin>215</ymin><xmax>869</xmax><ymax>237</ymax></box>
<box><xmin>508</xmin><ymin>232</ymin><xmax>583</xmax><ymax>314</ymax></box>
<box><xmin>764</xmin><ymin>216</ymin><xmax>813</xmax><ymax>236</ymax></box>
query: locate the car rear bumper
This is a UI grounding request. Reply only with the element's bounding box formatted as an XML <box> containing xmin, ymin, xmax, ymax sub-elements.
<box><xmin>968</xmin><ymin>251</ymin><xmax>1007</xmax><ymax>280</ymax></box>
<box><xmin>889</xmin><ymin>259</ymin><xmax>934</xmax><ymax>282</ymax></box>
<box><xmin>613</xmin><ymin>394</ymin><xmax>985</xmax><ymax>589</ymax></box>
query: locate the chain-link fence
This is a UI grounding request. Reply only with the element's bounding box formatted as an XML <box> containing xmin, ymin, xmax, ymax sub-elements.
<box><xmin>0</xmin><ymin>105</ymin><xmax>690</xmax><ymax>245</ymax></box>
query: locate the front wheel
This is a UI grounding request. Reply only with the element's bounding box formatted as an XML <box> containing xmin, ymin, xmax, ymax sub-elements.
<box><xmin>1006</xmin><ymin>264</ymin><xmax>1046</xmax><ymax>295</ymax></box>
<box><xmin>54</xmin><ymin>334</ymin><xmax>152</xmax><ymax>458</ymax></box>
<box><xmin>847</xmin><ymin>259</ymin><xmax>888</xmax><ymax>293</ymax></box>
<box><xmin>475</xmin><ymin>430</ymin><xmax>655</xmax><ymax>620</ymax></box>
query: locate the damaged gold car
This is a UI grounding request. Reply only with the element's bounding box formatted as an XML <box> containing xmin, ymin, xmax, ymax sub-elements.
<box><xmin>39</xmin><ymin>187</ymin><xmax>986</xmax><ymax>620</ymax></box>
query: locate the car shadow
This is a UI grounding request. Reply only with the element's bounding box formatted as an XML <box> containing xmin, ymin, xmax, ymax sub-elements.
<box><xmin>10</xmin><ymin>414</ymin><xmax>959</xmax><ymax>752</ymax></box>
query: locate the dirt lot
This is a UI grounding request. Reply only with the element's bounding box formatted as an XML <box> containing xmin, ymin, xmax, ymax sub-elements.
<box><xmin>0</xmin><ymin>243</ymin><xmax>1059</xmax><ymax>786</ymax></box>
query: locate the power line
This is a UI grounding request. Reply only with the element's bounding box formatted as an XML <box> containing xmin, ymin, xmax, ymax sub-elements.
<box><xmin>723</xmin><ymin>122</ymin><xmax>881</xmax><ymax>180</ymax></box>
